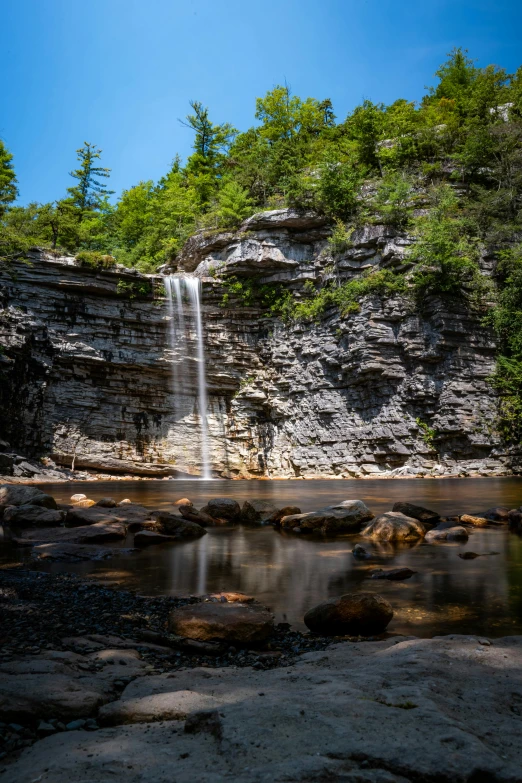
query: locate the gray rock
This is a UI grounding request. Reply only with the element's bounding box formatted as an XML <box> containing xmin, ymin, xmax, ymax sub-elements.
<box><xmin>0</xmin><ymin>485</ymin><xmax>57</xmax><ymax>513</ymax></box>
<box><xmin>65</xmin><ymin>719</ymin><xmax>86</xmax><ymax>731</ymax></box>
<box><xmin>425</xmin><ymin>525</ymin><xmax>469</xmax><ymax>542</ymax></box>
<box><xmin>3</xmin><ymin>504</ymin><xmax>64</xmax><ymax>527</ymax></box>
<box><xmin>391</xmin><ymin>502</ymin><xmax>440</xmax><ymax>526</ymax></box>
<box><xmin>281</xmin><ymin>500</ymin><xmax>374</xmax><ymax>534</ymax></box>
<box><xmin>168</xmin><ymin>602</ymin><xmax>274</xmax><ymax>643</ymax></box>
<box><xmin>149</xmin><ymin>510</ymin><xmax>206</xmax><ymax>537</ymax></box>
<box><xmin>133</xmin><ymin>530</ymin><xmax>176</xmax><ymax>547</ymax></box>
<box><xmin>240</xmin><ymin>499</ymin><xmax>280</xmax><ymax>525</ymax></box>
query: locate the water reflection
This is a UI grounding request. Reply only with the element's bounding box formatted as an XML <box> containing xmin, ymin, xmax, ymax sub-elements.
<box><xmin>11</xmin><ymin>476</ymin><xmax>521</xmax><ymax>637</ymax></box>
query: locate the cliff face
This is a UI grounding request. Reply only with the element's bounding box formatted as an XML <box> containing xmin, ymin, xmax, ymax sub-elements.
<box><xmin>0</xmin><ymin>212</ymin><xmax>515</xmax><ymax>479</ymax></box>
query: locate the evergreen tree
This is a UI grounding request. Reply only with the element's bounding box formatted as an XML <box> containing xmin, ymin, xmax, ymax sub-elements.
<box><xmin>0</xmin><ymin>140</ymin><xmax>18</xmax><ymax>216</ymax></box>
<box><xmin>67</xmin><ymin>142</ymin><xmax>114</xmax><ymax>220</ymax></box>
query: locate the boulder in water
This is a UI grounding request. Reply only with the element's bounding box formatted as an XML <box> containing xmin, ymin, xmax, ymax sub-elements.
<box><xmin>281</xmin><ymin>500</ymin><xmax>373</xmax><ymax>534</ymax></box>
<box><xmin>484</xmin><ymin>507</ymin><xmax>510</xmax><ymax>523</ymax></box>
<box><xmin>134</xmin><ymin>530</ymin><xmax>176</xmax><ymax>547</ymax></box>
<box><xmin>425</xmin><ymin>525</ymin><xmax>468</xmax><ymax>542</ymax></box>
<box><xmin>202</xmin><ymin>498</ymin><xmax>241</xmax><ymax>522</ymax></box>
<box><xmin>70</xmin><ymin>494</ymin><xmax>87</xmax><ymax>502</ymax></box>
<box><xmin>361</xmin><ymin>512</ymin><xmax>425</xmax><ymax>541</ymax></box>
<box><xmin>95</xmin><ymin>498</ymin><xmax>118</xmax><ymax>508</ymax></box>
<box><xmin>460</xmin><ymin>514</ymin><xmax>488</xmax><ymax>527</ymax></box>
<box><xmin>3</xmin><ymin>504</ymin><xmax>64</xmax><ymax>527</ymax></box>
<box><xmin>149</xmin><ymin>511</ymin><xmax>206</xmax><ymax>538</ymax></box>
<box><xmin>391</xmin><ymin>502</ymin><xmax>439</xmax><ymax>527</ymax></box>
<box><xmin>178</xmin><ymin>505</ymin><xmax>226</xmax><ymax>527</ymax></box>
<box><xmin>0</xmin><ymin>485</ymin><xmax>57</xmax><ymax>514</ymax></box>
<box><xmin>240</xmin><ymin>499</ymin><xmax>280</xmax><ymax>525</ymax></box>
<box><xmin>174</xmin><ymin>498</ymin><xmax>192</xmax><ymax>507</ymax></box>
<box><xmin>304</xmin><ymin>592</ymin><xmax>393</xmax><ymax>635</ymax></box>
<box><xmin>370</xmin><ymin>568</ymin><xmax>417</xmax><ymax>580</ymax></box>
<box><xmin>266</xmin><ymin>506</ymin><xmax>302</xmax><ymax>526</ymax></box>
<box><xmin>168</xmin><ymin>601</ymin><xmax>274</xmax><ymax>643</ymax></box>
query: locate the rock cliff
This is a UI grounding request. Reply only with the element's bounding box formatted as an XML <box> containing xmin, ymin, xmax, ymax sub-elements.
<box><xmin>0</xmin><ymin>211</ymin><xmax>516</xmax><ymax>479</ymax></box>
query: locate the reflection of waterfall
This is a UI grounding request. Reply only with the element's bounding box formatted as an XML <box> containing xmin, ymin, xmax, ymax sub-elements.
<box><xmin>163</xmin><ymin>275</ymin><xmax>211</xmax><ymax>479</ymax></box>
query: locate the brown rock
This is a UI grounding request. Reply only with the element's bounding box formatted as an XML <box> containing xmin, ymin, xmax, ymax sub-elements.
<box><xmin>178</xmin><ymin>505</ymin><xmax>226</xmax><ymax>527</ymax></box>
<box><xmin>458</xmin><ymin>552</ymin><xmax>480</xmax><ymax>560</ymax></box>
<box><xmin>95</xmin><ymin>498</ymin><xmax>118</xmax><ymax>508</ymax></box>
<box><xmin>304</xmin><ymin>592</ymin><xmax>393</xmax><ymax>636</ymax></box>
<box><xmin>370</xmin><ymin>568</ymin><xmax>417</xmax><ymax>580</ymax></box>
<box><xmin>267</xmin><ymin>506</ymin><xmax>302</xmax><ymax>526</ymax></box>
<box><xmin>208</xmin><ymin>592</ymin><xmax>254</xmax><ymax>603</ymax></box>
<box><xmin>460</xmin><ymin>514</ymin><xmax>488</xmax><ymax>527</ymax></box>
<box><xmin>73</xmin><ymin>499</ymin><xmax>96</xmax><ymax>508</ymax></box>
<box><xmin>118</xmin><ymin>499</ymin><xmax>133</xmax><ymax>505</ymax></box>
<box><xmin>168</xmin><ymin>602</ymin><xmax>274</xmax><ymax>643</ymax></box>
<box><xmin>362</xmin><ymin>512</ymin><xmax>425</xmax><ymax>541</ymax></box>
<box><xmin>174</xmin><ymin>498</ymin><xmax>192</xmax><ymax>507</ymax></box>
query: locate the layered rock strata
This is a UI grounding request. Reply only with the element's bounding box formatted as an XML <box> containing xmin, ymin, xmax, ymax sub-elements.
<box><xmin>0</xmin><ymin>211</ymin><xmax>517</xmax><ymax>478</ymax></box>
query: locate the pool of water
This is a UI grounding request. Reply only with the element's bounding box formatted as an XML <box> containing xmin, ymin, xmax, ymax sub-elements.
<box><xmin>7</xmin><ymin>477</ymin><xmax>522</xmax><ymax>637</ymax></box>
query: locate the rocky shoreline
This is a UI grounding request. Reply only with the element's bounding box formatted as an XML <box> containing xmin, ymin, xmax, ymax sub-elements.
<box><xmin>1</xmin><ymin>565</ymin><xmax>522</xmax><ymax>782</ymax></box>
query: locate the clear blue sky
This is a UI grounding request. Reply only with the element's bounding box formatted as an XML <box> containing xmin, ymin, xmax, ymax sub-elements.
<box><xmin>3</xmin><ymin>0</ymin><xmax>522</xmax><ymax>205</ymax></box>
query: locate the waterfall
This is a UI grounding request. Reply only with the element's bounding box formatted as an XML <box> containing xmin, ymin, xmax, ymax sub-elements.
<box><xmin>163</xmin><ymin>275</ymin><xmax>211</xmax><ymax>479</ymax></box>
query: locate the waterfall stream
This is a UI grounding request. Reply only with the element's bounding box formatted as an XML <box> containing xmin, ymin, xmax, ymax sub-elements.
<box><xmin>163</xmin><ymin>275</ymin><xmax>211</xmax><ymax>479</ymax></box>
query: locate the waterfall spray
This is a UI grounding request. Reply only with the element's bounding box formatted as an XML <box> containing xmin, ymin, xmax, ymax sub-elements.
<box><xmin>163</xmin><ymin>275</ymin><xmax>211</xmax><ymax>479</ymax></box>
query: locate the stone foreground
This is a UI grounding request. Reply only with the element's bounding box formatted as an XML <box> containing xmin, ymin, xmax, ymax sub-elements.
<box><xmin>3</xmin><ymin>635</ymin><xmax>522</xmax><ymax>783</ymax></box>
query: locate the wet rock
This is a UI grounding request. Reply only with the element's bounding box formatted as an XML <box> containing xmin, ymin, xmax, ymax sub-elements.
<box><xmin>458</xmin><ymin>552</ymin><xmax>480</xmax><ymax>560</ymax></box>
<box><xmin>73</xmin><ymin>499</ymin><xmax>96</xmax><ymax>508</ymax></box>
<box><xmin>32</xmin><ymin>543</ymin><xmax>135</xmax><ymax>561</ymax></box>
<box><xmin>70</xmin><ymin>494</ymin><xmax>87</xmax><ymax>502</ymax></box>
<box><xmin>370</xmin><ymin>568</ymin><xmax>417</xmax><ymax>580</ymax></box>
<box><xmin>184</xmin><ymin>709</ymin><xmax>223</xmax><ymax>740</ymax></box>
<box><xmin>362</xmin><ymin>511</ymin><xmax>425</xmax><ymax>541</ymax></box>
<box><xmin>508</xmin><ymin>509</ymin><xmax>522</xmax><ymax>530</ymax></box>
<box><xmin>178</xmin><ymin>505</ymin><xmax>225</xmax><ymax>527</ymax></box>
<box><xmin>352</xmin><ymin>544</ymin><xmax>370</xmax><ymax>559</ymax></box>
<box><xmin>134</xmin><ymin>531</ymin><xmax>176</xmax><ymax>547</ymax></box>
<box><xmin>281</xmin><ymin>500</ymin><xmax>374</xmax><ymax>534</ymax></box>
<box><xmin>174</xmin><ymin>498</ymin><xmax>192</xmax><ymax>507</ymax></box>
<box><xmin>66</xmin><ymin>504</ymin><xmax>151</xmax><ymax>529</ymax></box>
<box><xmin>0</xmin><ymin>485</ymin><xmax>57</xmax><ymax>514</ymax></box>
<box><xmin>425</xmin><ymin>525</ymin><xmax>469</xmax><ymax>542</ymax></box>
<box><xmin>209</xmin><ymin>592</ymin><xmax>254</xmax><ymax>603</ymax></box>
<box><xmin>391</xmin><ymin>502</ymin><xmax>440</xmax><ymax>527</ymax></box>
<box><xmin>267</xmin><ymin>505</ymin><xmax>302</xmax><ymax>526</ymax></box>
<box><xmin>3</xmin><ymin>504</ymin><xmax>64</xmax><ymax>527</ymax></box>
<box><xmin>78</xmin><ymin>521</ymin><xmax>127</xmax><ymax>543</ymax></box>
<box><xmin>304</xmin><ymin>592</ymin><xmax>393</xmax><ymax>635</ymax></box>
<box><xmin>168</xmin><ymin>602</ymin><xmax>274</xmax><ymax>643</ymax></box>
<box><xmin>240</xmin><ymin>499</ymin><xmax>280</xmax><ymax>525</ymax></box>
<box><xmin>484</xmin><ymin>507</ymin><xmax>510</xmax><ymax>522</ymax></box>
<box><xmin>202</xmin><ymin>498</ymin><xmax>241</xmax><ymax>522</ymax></box>
<box><xmin>149</xmin><ymin>510</ymin><xmax>206</xmax><ymax>538</ymax></box>
<box><xmin>95</xmin><ymin>498</ymin><xmax>118</xmax><ymax>508</ymax></box>
<box><xmin>460</xmin><ymin>514</ymin><xmax>488</xmax><ymax>527</ymax></box>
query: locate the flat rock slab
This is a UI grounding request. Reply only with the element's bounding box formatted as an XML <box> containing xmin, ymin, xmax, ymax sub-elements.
<box><xmin>31</xmin><ymin>542</ymin><xmax>135</xmax><ymax>561</ymax></box>
<box><xmin>99</xmin><ymin>689</ymin><xmax>221</xmax><ymax>725</ymax></box>
<box><xmin>4</xmin><ymin>636</ymin><xmax>522</xmax><ymax>782</ymax></box>
<box><xmin>65</xmin><ymin>504</ymin><xmax>151</xmax><ymax>528</ymax></box>
<box><xmin>168</xmin><ymin>602</ymin><xmax>274</xmax><ymax>643</ymax></box>
<box><xmin>21</xmin><ymin>520</ymin><xmax>127</xmax><ymax>545</ymax></box>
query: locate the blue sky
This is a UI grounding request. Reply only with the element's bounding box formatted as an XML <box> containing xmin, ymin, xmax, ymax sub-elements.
<box><xmin>3</xmin><ymin>0</ymin><xmax>522</xmax><ymax>205</ymax></box>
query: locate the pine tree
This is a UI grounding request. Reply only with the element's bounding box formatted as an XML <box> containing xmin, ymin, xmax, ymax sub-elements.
<box><xmin>0</xmin><ymin>140</ymin><xmax>18</xmax><ymax>216</ymax></box>
<box><xmin>67</xmin><ymin>142</ymin><xmax>114</xmax><ymax>221</ymax></box>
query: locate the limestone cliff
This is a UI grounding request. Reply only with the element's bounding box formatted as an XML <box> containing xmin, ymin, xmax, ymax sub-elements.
<box><xmin>0</xmin><ymin>211</ymin><xmax>516</xmax><ymax>479</ymax></box>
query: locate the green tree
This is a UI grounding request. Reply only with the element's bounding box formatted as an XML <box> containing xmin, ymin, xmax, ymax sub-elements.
<box><xmin>0</xmin><ymin>140</ymin><xmax>18</xmax><ymax>216</ymax></box>
<box><xmin>67</xmin><ymin>142</ymin><xmax>114</xmax><ymax>221</ymax></box>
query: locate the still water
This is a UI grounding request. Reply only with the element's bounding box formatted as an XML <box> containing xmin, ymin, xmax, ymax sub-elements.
<box><xmin>26</xmin><ymin>477</ymin><xmax>522</xmax><ymax>637</ymax></box>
